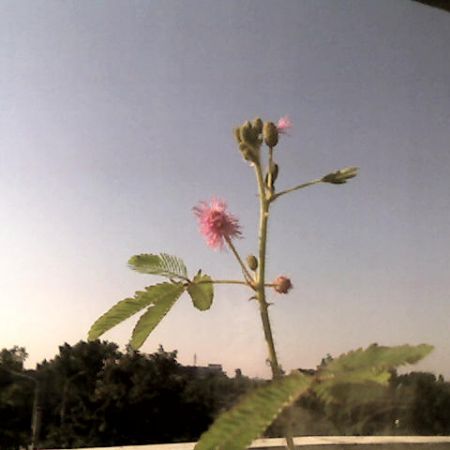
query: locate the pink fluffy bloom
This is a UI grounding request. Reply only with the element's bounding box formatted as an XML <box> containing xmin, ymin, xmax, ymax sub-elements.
<box><xmin>273</xmin><ymin>276</ymin><xmax>293</xmax><ymax>294</ymax></box>
<box><xmin>193</xmin><ymin>198</ymin><xmax>242</xmax><ymax>250</ymax></box>
<box><xmin>277</xmin><ymin>115</ymin><xmax>293</xmax><ymax>134</ymax></box>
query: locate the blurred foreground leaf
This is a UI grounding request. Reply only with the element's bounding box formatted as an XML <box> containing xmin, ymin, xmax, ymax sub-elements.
<box><xmin>195</xmin><ymin>372</ymin><xmax>312</xmax><ymax>450</ymax></box>
<box><xmin>315</xmin><ymin>343</ymin><xmax>433</xmax><ymax>403</ymax></box>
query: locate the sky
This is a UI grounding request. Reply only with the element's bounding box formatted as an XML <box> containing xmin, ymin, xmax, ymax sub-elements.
<box><xmin>1</xmin><ymin>0</ymin><xmax>449</xmax><ymax>379</ymax></box>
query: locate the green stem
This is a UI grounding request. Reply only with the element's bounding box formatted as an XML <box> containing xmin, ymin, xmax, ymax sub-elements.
<box><xmin>254</xmin><ymin>164</ymin><xmax>282</xmax><ymax>379</ymax></box>
<box><xmin>225</xmin><ymin>236</ymin><xmax>254</xmax><ymax>285</ymax></box>
<box><xmin>197</xmin><ymin>279</ymin><xmax>275</xmax><ymax>287</ymax></box>
<box><xmin>271</xmin><ymin>178</ymin><xmax>322</xmax><ymax>202</ymax></box>
<box><xmin>254</xmin><ymin>162</ymin><xmax>296</xmax><ymax>450</ymax></box>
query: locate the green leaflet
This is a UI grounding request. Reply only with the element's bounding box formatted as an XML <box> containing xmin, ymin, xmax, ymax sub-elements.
<box><xmin>131</xmin><ymin>282</ymin><xmax>185</xmax><ymax>349</ymax></box>
<box><xmin>315</xmin><ymin>343</ymin><xmax>433</xmax><ymax>403</ymax></box>
<box><xmin>195</xmin><ymin>372</ymin><xmax>312</xmax><ymax>450</ymax></box>
<box><xmin>322</xmin><ymin>343</ymin><xmax>433</xmax><ymax>374</ymax></box>
<box><xmin>187</xmin><ymin>272</ymin><xmax>214</xmax><ymax>311</ymax></box>
<box><xmin>128</xmin><ymin>253</ymin><xmax>188</xmax><ymax>280</ymax></box>
<box><xmin>88</xmin><ymin>282</ymin><xmax>184</xmax><ymax>342</ymax></box>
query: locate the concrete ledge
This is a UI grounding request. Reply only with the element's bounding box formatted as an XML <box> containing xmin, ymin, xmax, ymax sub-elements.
<box><xmin>52</xmin><ymin>436</ymin><xmax>450</xmax><ymax>450</ymax></box>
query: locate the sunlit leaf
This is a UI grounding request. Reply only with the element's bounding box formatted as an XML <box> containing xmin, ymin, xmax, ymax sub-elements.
<box><xmin>130</xmin><ymin>282</ymin><xmax>185</xmax><ymax>349</ymax></box>
<box><xmin>88</xmin><ymin>283</ymin><xmax>183</xmax><ymax>341</ymax></box>
<box><xmin>187</xmin><ymin>272</ymin><xmax>214</xmax><ymax>311</ymax></box>
<box><xmin>195</xmin><ymin>372</ymin><xmax>312</xmax><ymax>450</ymax></box>
<box><xmin>128</xmin><ymin>253</ymin><xmax>188</xmax><ymax>280</ymax></box>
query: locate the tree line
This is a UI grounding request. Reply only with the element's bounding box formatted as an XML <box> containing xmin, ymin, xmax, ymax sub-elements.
<box><xmin>0</xmin><ymin>341</ymin><xmax>449</xmax><ymax>449</ymax></box>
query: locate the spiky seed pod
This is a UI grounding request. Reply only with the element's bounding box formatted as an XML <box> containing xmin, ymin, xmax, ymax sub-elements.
<box><xmin>246</xmin><ymin>255</ymin><xmax>258</xmax><ymax>271</ymax></box>
<box><xmin>263</xmin><ymin>122</ymin><xmax>279</xmax><ymax>148</ymax></box>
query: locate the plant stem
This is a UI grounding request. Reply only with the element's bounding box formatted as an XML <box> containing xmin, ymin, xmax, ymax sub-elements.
<box><xmin>225</xmin><ymin>235</ymin><xmax>254</xmax><ymax>285</ymax></box>
<box><xmin>271</xmin><ymin>178</ymin><xmax>322</xmax><ymax>202</ymax></box>
<box><xmin>254</xmin><ymin>164</ymin><xmax>282</xmax><ymax>377</ymax></box>
<box><xmin>197</xmin><ymin>279</ymin><xmax>275</xmax><ymax>287</ymax></box>
<box><xmin>254</xmin><ymin>162</ymin><xmax>296</xmax><ymax>450</ymax></box>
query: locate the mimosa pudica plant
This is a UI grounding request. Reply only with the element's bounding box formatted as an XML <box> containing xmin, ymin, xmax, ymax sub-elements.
<box><xmin>89</xmin><ymin>116</ymin><xmax>432</xmax><ymax>450</ymax></box>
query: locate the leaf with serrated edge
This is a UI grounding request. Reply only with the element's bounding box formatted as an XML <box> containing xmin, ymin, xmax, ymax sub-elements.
<box><xmin>128</xmin><ymin>253</ymin><xmax>188</xmax><ymax>279</ymax></box>
<box><xmin>88</xmin><ymin>283</ymin><xmax>181</xmax><ymax>341</ymax></box>
<box><xmin>188</xmin><ymin>272</ymin><xmax>214</xmax><ymax>311</ymax></box>
<box><xmin>195</xmin><ymin>372</ymin><xmax>312</xmax><ymax>450</ymax></box>
<box><xmin>131</xmin><ymin>282</ymin><xmax>185</xmax><ymax>349</ymax></box>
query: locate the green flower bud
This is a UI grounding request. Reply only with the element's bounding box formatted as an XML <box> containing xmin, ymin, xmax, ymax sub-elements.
<box><xmin>240</xmin><ymin>121</ymin><xmax>254</xmax><ymax>143</ymax></box>
<box><xmin>246</xmin><ymin>255</ymin><xmax>258</xmax><ymax>271</ymax></box>
<box><xmin>234</xmin><ymin>127</ymin><xmax>242</xmax><ymax>144</ymax></box>
<box><xmin>263</xmin><ymin>121</ymin><xmax>279</xmax><ymax>148</ymax></box>
<box><xmin>265</xmin><ymin>162</ymin><xmax>279</xmax><ymax>191</ymax></box>
<box><xmin>322</xmin><ymin>167</ymin><xmax>359</xmax><ymax>184</ymax></box>
<box><xmin>239</xmin><ymin>142</ymin><xmax>259</xmax><ymax>164</ymax></box>
<box><xmin>252</xmin><ymin>117</ymin><xmax>263</xmax><ymax>134</ymax></box>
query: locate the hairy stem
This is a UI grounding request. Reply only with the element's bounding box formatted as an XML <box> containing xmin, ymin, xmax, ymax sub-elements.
<box><xmin>254</xmin><ymin>162</ymin><xmax>296</xmax><ymax>450</ymax></box>
<box><xmin>254</xmin><ymin>163</ymin><xmax>282</xmax><ymax>378</ymax></box>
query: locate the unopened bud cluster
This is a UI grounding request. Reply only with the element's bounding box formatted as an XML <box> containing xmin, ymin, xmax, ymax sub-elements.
<box><xmin>234</xmin><ymin>117</ymin><xmax>287</xmax><ymax>164</ymax></box>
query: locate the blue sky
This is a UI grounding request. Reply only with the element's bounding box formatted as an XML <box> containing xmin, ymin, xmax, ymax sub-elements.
<box><xmin>1</xmin><ymin>0</ymin><xmax>449</xmax><ymax>378</ymax></box>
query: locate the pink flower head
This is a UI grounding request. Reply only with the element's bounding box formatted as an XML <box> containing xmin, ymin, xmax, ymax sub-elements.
<box><xmin>273</xmin><ymin>275</ymin><xmax>293</xmax><ymax>294</ymax></box>
<box><xmin>193</xmin><ymin>198</ymin><xmax>242</xmax><ymax>250</ymax></box>
<box><xmin>277</xmin><ymin>115</ymin><xmax>292</xmax><ymax>134</ymax></box>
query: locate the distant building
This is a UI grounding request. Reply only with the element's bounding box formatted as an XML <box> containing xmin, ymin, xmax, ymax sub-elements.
<box><xmin>185</xmin><ymin>363</ymin><xmax>226</xmax><ymax>378</ymax></box>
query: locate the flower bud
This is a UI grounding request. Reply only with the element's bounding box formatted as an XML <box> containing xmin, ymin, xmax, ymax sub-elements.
<box><xmin>240</xmin><ymin>121</ymin><xmax>260</xmax><ymax>146</ymax></box>
<box><xmin>273</xmin><ymin>276</ymin><xmax>292</xmax><ymax>294</ymax></box>
<box><xmin>322</xmin><ymin>167</ymin><xmax>358</xmax><ymax>184</ymax></box>
<box><xmin>246</xmin><ymin>255</ymin><xmax>258</xmax><ymax>271</ymax></box>
<box><xmin>252</xmin><ymin>117</ymin><xmax>263</xmax><ymax>134</ymax></box>
<box><xmin>239</xmin><ymin>142</ymin><xmax>259</xmax><ymax>164</ymax></box>
<box><xmin>233</xmin><ymin>127</ymin><xmax>242</xmax><ymax>144</ymax></box>
<box><xmin>263</xmin><ymin>122</ymin><xmax>279</xmax><ymax>148</ymax></box>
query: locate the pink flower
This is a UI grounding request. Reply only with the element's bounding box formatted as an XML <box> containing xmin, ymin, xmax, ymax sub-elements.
<box><xmin>277</xmin><ymin>115</ymin><xmax>292</xmax><ymax>134</ymax></box>
<box><xmin>273</xmin><ymin>276</ymin><xmax>293</xmax><ymax>294</ymax></box>
<box><xmin>193</xmin><ymin>198</ymin><xmax>242</xmax><ymax>250</ymax></box>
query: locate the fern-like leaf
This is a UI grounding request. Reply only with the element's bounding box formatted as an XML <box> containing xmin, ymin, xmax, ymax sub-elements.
<box><xmin>195</xmin><ymin>372</ymin><xmax>312</xmax><ymax>450</ymax></box>
<box><xmin>315</xmin><ymin>343</ymin><xmax>433</xmax><ymax>403</ymax></box>
<box><xmin>88</xmin><ymin>282</ymin><xmax>183</xmax><ymax>341</ymax></box>
<box><xmin>130</xmin><ymin>282</ymin><xmax>185</xmax><ymax>349</ymax></box>
<box><xmin>128</xmin><ymin>253</ymin><xmax>188</xmax><ymax>280</ymax></box>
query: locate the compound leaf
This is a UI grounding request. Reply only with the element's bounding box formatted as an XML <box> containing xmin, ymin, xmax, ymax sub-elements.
<box><xmin>130</xmin><ymin>282</ymin><xmax>185</xmax><ymax>349</ymax></box>
<box><xmin>128</xmin><ymin>253</ymin><xmax>188</xmax><ymax>280</ymax></box>
<box><xmin>195</xmin><ymin>371</ymin><xmax>312</xmax><ymax>450</ymax></box>
<box><xmin>315</xmin><ymin>343</ymin><xmax>433</xmax><ymax>403</ymax></box>
<box><xmin>88</xmin><ymin>282</ymin><xmax>182</xmax><ymax>341</ymax></box>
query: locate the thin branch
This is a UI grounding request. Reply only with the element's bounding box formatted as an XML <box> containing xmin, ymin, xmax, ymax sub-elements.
<box><xmin>271</xmin><ymin>178</ymin><xmax>323</xmax><ymax>202</ymax></box>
